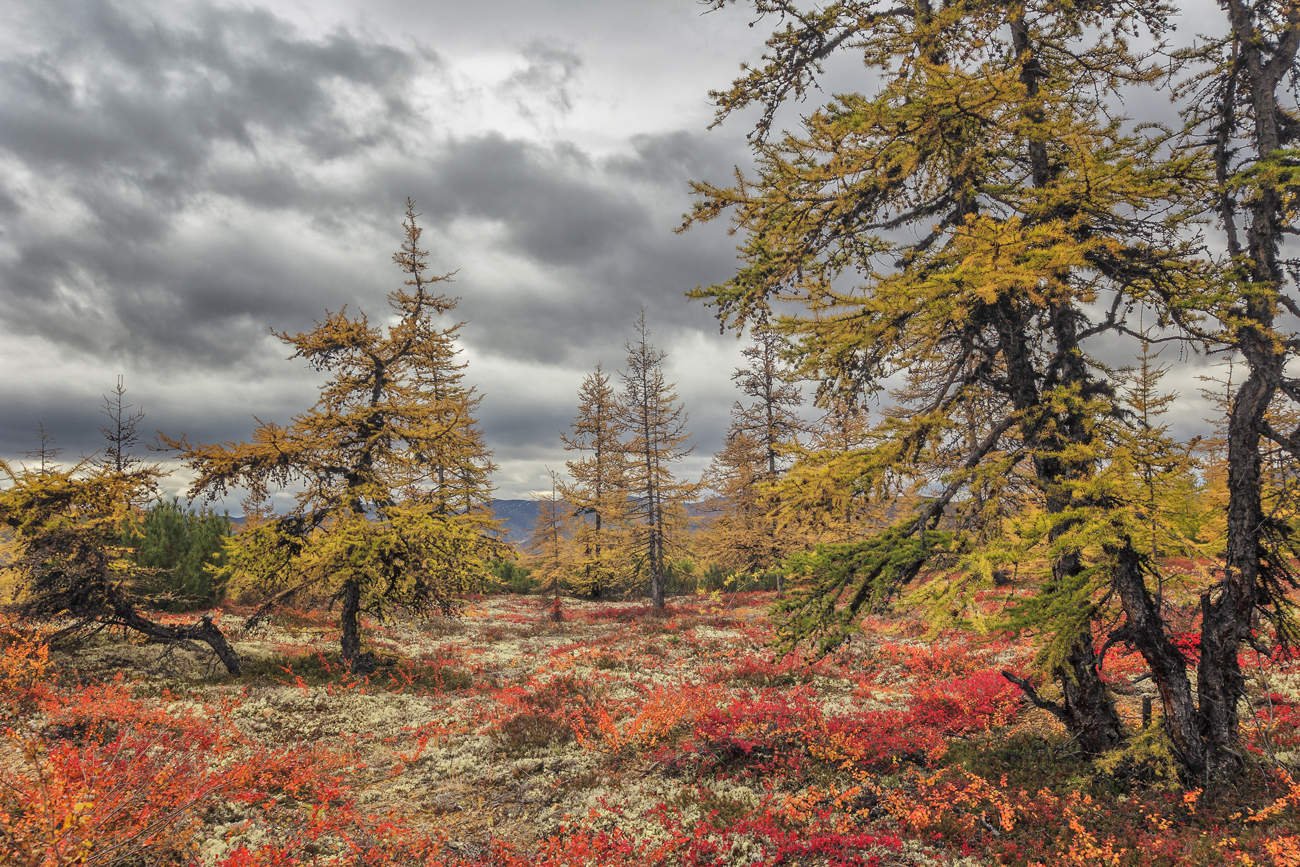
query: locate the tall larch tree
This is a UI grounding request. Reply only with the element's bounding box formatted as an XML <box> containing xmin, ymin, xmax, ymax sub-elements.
<box><xmin>731</xmin><ymin>318</ymin><xmax>805</xmax><ymax>480</ymax></box>
<box><xmin>701</xmin><ymin>321</ymin><xmax>806</xmax><ymax>586</ymax></box>
<box><xmin>617</xmin><ymin>312</ymin><xmax>694</xmax><ymax>610</ymax></box>
<box><xmin>1065</xmin><ymin>0</ymin><xmax>1300</xmax><ymax>785</ymax></box>
<box><xmin>1171</xmin><ymin>0</ymin><xmax>1300</xmax><ymax>780</ymax></box>
<box><xmin>25</xmin><ymin>423</ymin><xmax>60</xmax><ymax>475</ymax></box>
<box><xmin>99</xmin><ymin>376</ymin><xmax>146</xmax><ymax>475</ymax></box>
<box><xmin>685</xmin><ymin>0</ymin><xmax>1199</xmax><ymax>757</ymax></box>
<box><xmin>1117</xmin><ymin>341</ymin><xmax>1203</xmax><ymax>567</ymax></box>
<box><xmin>97</xmin><ymin>375</ymin><xmax>157</xmax><ymax>514</ymax></box>
<box><xmin>561</xmin><ymin>365</ymin><xmax>630</xmax><ymax>598</ymax></box>
<box><xmin>171</xmin><ymin>200</ymin><xmax>501</xmax><ymax>673</ymax></box>
<box><xmin>700</xmin><ymin>427</ymin><xmax>782</xmax><ymax>582</ymax></box>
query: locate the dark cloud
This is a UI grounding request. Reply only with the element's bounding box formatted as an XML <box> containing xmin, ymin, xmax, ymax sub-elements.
<box><xmin>426</xmin><ymin>133</ymin><xmax>650</xmax><ymax>267</ymax></box>
<box><xmin>0</xmin><ymin>0</ymin><xmax>433</xmax><ymax>366</ymax></box>
<box><xmin>0</xmin><ymin>2</ymin><xmax>423</xmax><ymax>182</ymax></box>
<box><xmin>0</xmin><ymin>0</ymin><xmax>760</xmax><ymax>499</ymax></box>
<box><xmin>608</xmin><ymin>129</ymin><xmax>746</xmax><ymax>188</ymax></box>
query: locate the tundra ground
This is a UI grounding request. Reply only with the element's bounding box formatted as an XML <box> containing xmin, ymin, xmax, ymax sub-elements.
<box><xmin>3</xmin><ymin>591</ymin><xmax>1300</xmax><ymax>865</ymax></box>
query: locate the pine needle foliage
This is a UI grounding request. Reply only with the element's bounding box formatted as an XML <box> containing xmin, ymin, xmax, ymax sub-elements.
<box><xmin>685</xmin><ymin>0</ymin><xmax>1203</xmax><ymax>755</ymax></box>
<box><xmin>617</xmin><ymin>312</ymin><xmax>695</xmax><ymax>610</ymax></box>
<box><xmin>170</xmin><ymin>200</ymin><xmax>501</xmax><ymax>673</ymax></box>
<box><xmin>560</xmin><ymin>366</ymin><xmax>633</xmax><ymax>598</ymax></box>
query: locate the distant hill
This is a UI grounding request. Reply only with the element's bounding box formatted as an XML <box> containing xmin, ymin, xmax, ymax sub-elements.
<box><xmin>491</xmin><ymin>499</ymin><xmax>541</xmax><ymax>545</ymax></box>
<box><xmin>491</xmin><ymin>497</ymin><xmax>722</xmax><ymax>546</ymax></box>
<box><xmin>231</xmin><ymin>498</ymin><xmax>715</xmax><ymax>548</ymax></box>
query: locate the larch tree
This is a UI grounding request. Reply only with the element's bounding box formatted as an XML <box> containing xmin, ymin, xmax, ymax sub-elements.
<box><xmin>560</xmin><ymin>365</ymin><xmax>630</xmax><ymax>598</ymax></box>
<box><xmin>99</xmin><ymin>376</ymin><xmax>144</xmax><ymax>474</ymax></box>
<box><xmin>527</xmin><ymin>472</ymin><xmax>570</xmax><ymax>615</ymax></box>
<box><xmin>171</xmin><ymin>200</ymin><xmax>501</xmax><ymax>673</ymax></box>
<box><xmin>685</xmin><ymin>0</ymin><xmax>1199</xmax><ymax>757</ymax></box>
<box><xmin>97</xmin><ymin>376</ymin><xmax>158</xmax><ymax>513</ymax></box>
<box><xmin>700</xmin><ymin>426</ymin><xmax>783</xmax><ymax>582</ymax></box>
<box><xmin>617</xmin><ymin>312</ymin><xmax>694</xmax><ymax>610</ymax></box>
<box><xmin>0</xmin><ymin>459</ymin><xmax>242</xmax><ymax>674</ymax></box>
<box><xmin>0</xmin><ymin>383</ymin><xmax>242</xmax><ymax>671</ymax></box>
<box><xmin>25</xmin><ymin>423</ymin><xmax>60</xmax><ymax>475</ymax></box>
<box><xmin>701</xmin><ymin>321</ymin><xmax>806</xmax><ymax>586</ymax></box>
<box><xmin>1176</xmin><ymin>0</ymin><xmax>1300</xmax><ymax>780</ymax></box>
<box><xmin>1061</xmin><ymin>0</ymin><xmax>1300</xmax><ymax>784</ymax></box>
<box><xmin>1117</xmin><ymin>341</ymin><xmax>1203</xmax><ymax>567</ymax></box>
<box><xmin>731</xmin><ymin>318</ymin><xmax>805</xmax><ymax>481</ymax></box>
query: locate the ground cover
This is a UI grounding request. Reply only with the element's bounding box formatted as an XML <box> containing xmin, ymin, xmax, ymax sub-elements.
<box><xmin>3</xmin><ymin>591</ymin><xmax>1300</xmax><ymax>865</ymax></box>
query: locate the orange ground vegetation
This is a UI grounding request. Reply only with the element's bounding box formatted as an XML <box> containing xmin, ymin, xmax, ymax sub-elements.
<box><xmin>2</xmin><ymin>592</ymin><xmax>1299</xmax><ymax>865</ymax></box>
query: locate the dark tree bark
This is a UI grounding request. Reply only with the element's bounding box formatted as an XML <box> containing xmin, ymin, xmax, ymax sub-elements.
<box><xmin>14</xmin><ymin>526</ymin><xmax>243</xmax><ymax>676</ymax></box>
<box><xmin>1194</xmin><ymin>0</ymin><xmax>1300</xmax><ymax>782</ymax></box>
<box><xmin>338</xmin><ymin>577</ymin><xmax>371</xmax><ymax>675</ymax></box>
<box><xmin>994</xmin><ymin>293</ymin><xmax>1123</xmax><ymax>755</ymax></box>
<box><xmin>109</xmin><ymin>596</ymin><xmax>243</xmax><ymax>676</ymax></box>
<box><xmin>1058</xmin><ymin>635</ymin><xmax>1124</xmax><ymax>755</ymax></box>
<box><xmin>1109</xmin><ymin>542</ymin><xmax>1205</xmax><ymax>778</ymax></box>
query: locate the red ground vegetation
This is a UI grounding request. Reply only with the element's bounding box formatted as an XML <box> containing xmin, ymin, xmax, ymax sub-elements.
<box><xmin>2</xmin><ymin>593</ymin><xmax>1299</xmax><ymax>865</ymax></box>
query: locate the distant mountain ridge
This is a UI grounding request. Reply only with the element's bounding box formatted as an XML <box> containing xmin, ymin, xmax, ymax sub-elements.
<box><xmin>232</xmin><ymin>499</ymin><xmax>714</xmax><ymax>547</ymax></box>
<box><xmin>490</xmin><ymin>499</ymin><xmax>542</xmax><ymax>545</ymax></box>
<box><xmin>490</xmin><ymin>498</ymin><xmax>721</xmax><ymax>546</ymax></box>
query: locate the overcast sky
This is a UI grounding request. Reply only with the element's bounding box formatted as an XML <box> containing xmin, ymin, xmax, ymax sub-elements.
<box><xmin>0</xmin><ymin>0</ymin><xmax>1228</xmax><ymax>507</ymax></box>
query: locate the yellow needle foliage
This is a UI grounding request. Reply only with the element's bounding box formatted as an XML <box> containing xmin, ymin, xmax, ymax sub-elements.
<box><xmin>170</xmin><ymin>200</ymin><xmax>500</xmax><ymax>671</ymax></box>
<box><xmin>560</xmin><ymin>366</ymin><xmax>634</xmax><ymax>598</ymax></box>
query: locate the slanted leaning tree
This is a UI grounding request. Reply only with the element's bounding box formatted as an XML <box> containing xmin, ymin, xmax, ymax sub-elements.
<box><xmin>617</xmin><ymin>312</ymin><xmax>694</xmax><ymax>610</ymax></box>
<box><xmin>0</xmin><ymin>460</ymin><xmax>242</xmax><ymax>674</ymax></box>
<box><xmin>172</xmin><ymin>200</ymin><xmax>500</xmax><ymax>673</ymax></box>
<box><xmin>685</xmin><ymin>0</ymin><xmax>1198</xmax><ymax>757</ymax></box>
<box><xmin>561</xmin><ymin>365</ymin><xmax>630</xmax><ymax>598</ymax></box>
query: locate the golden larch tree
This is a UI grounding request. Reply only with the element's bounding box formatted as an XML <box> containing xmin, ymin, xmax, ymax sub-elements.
<box><xmin>527</xmin><ymin>472</ymin><xmax>572</xmax><ymax>614</ymax></box>
<box><xmin>700</xmin><ymin>321</ymin><xmax>806</xmax><ymax>587</ymax></box>
<box><xmin>171</xmin><ymin>200</ymin><xmax>501</xmax><ymax>673</ymax></box>
<box><xmin>0</xmin><ymin>459</ymin><xmax>242</xmax><ymax>674</ymax></box>
<box><xmin>560</xmin><ymin>365</ymin><xmax>631</xmax><ymax>598</ymax></box>
<box><xmin>685</xmin><ymin>0</ymin><xmax>1203</xmax><ymax>758</ymax></box>
<box><xmin>617</xmin><ymin>312</ymin><xmax>694</xmax><ymax>610</ymax></box>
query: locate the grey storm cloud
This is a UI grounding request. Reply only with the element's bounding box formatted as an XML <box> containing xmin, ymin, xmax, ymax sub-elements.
<box><xmin>0</xmin><ymin>0</ymin><xmax>1222</xmax><ymax>503</ymax></box>
<box><xmin>0</xmin><ymin>0</ymin><xmax>761</xmax><ymax>498</ymax></box>
<box><xmin>422</xmin><ymin>133</ymin><xmax>653</xmax><ymax>267</ymax></box>
<box><xmin>0</xmin><ymin>0</ymin><xmax>432</xmax><ymax>363</ymax></box>
<box><xmin>0</xmin><ymin>2</ymin><xmax>422</xmax><ymax>182</ymax></box>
